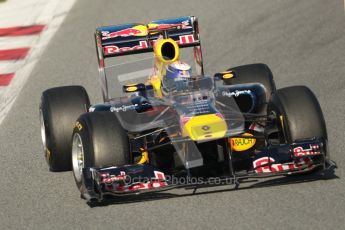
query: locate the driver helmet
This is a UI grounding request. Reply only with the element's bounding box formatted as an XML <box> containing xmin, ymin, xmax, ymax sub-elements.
<box><xmin>162</xmin><ymin>61</ymin><xmax>192</xmax><ymax>94</ymax></box>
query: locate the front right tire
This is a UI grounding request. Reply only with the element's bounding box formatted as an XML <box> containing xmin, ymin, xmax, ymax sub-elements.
<box><xmin>269</xmin><ymin>85</ymin><xmax>327</xmax><ymax>144</ymax></box>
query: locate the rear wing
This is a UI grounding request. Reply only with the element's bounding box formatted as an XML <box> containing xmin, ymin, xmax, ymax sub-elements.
<box><xmin>94</xmin><ymin>16</ymin><xmax>204</xmax><ymax>101</ymax></box>
<box><xmin>95</xmin><ymin>16</ymin><xmax>200</xmax><ymax>59</ymax></box>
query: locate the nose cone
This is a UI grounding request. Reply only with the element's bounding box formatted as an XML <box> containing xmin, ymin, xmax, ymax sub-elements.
<box><xmin>181</xmin><ymin>114</ymin><xmax>227</xmax><ymax>141</ymax></box>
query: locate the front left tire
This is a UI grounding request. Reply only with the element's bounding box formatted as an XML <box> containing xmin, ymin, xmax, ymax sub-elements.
<box><xmin>71</xmin><ymin>112</ymin><xmax>129</xmax><ymax>193</ymax></box>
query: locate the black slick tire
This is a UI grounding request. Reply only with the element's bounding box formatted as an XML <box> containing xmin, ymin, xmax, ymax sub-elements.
<box><xmin>226</xmin><ymin>63</ymin><xmax>276</xmax><ymax>114</ymax></box>
<box><xmin>40</xmin><ymin>86</ymin><xmax>90</xmax><ymax>171</ymax></box>
<box><xmin>71</xmin><ymin>112</ymin><xmax>129</xmax><ymax>192</ymax></box>
<box><xmin>270</xmin><ymin>85</ymin><xmax>327</xmax><ymax>143</ymax></box>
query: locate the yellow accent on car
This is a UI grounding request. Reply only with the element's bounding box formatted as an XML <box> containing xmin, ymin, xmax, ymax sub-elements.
<box><xmin>147</xmin><ymin>23</ymin><xmax>160</xmax><ymax>34</ymax></box>
<box><xmin>214</xmin><ymin>71</ymin><xmax>235</xmax><ymax>80</ymax></box>
<box><xmin>126</xmin><ymin>86</ymin><xmax>138</xmax><ymax>92</ymax></box>
<box><xmin>182</xmin><ymin>114</ymin><xmax>227</xmax><ymax>141</ymax></box>
<box><xmin>154</xmin><ymin>38</ymin><xmax>180</xmax><ymax>64</ymax></box>
<box><xmin>45</xmin><ymin>148</ymin><xmax>51</xmax><ymax>162</ymax></box>
<box><xmin>230</xmin><ymin>133</ymin><xmax>256</xmax><ymax>151</ymax></box>
<box><xmin>279</xmin><ymin>115</ymin><xmax>286</xmax><ymax>142</ymax></box>
<box><xmin>150</xmin><ymin>77</ymin><xmax>163</xmax><ymax>97</ymax></box>
<box><xmin>279</xmin><ymin>115</ymin><xmax>284</xmax><ymax>128</ymax></box>
<box><xmin>75</xmin><ymin>122</ymin><xmax>82</xmax><ymax>131</ymax></box>
<box><xmin>132</xmin><ymin>25</ymin><xmax>148</xmax><ymax>36</ymax></box>
<box><xmin>138</xmin><ymin>148</ymin><xmax>149</xmax><ymax>164</ymax></box>
<box><xmin>223</xmin><ymin>73</ymin><xmax>234</xmax><ymax>79</ymax></box>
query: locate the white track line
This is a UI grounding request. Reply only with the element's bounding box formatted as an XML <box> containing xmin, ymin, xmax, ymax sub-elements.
<box><xmin>0</xmin><ymin>60</ymin><xmax>24</xmax><ymax>73</ymax></box>
<box><xmin>0</xmin><ymin>0</ymin><xmax>77</xmax><ymax>125</ymax></box>
<box><xmin>0</xmin><ymin>0</ymin><xmax>54</xmax><ymax>27</ymax></box>
<box><xmin>0</xmin><ymin>36</ymin><xmax>38</xmax><ymax>50</ymax></box>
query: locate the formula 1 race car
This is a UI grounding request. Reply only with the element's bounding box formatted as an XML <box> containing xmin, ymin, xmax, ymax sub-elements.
<box><xmin>40</xmin><ymin>16</ymin><xmax>336</xmax><ymax>202</ymax></box>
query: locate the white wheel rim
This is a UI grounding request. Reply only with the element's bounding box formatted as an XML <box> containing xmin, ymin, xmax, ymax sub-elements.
<box><xmin>39</xmin><ymin>109</ymin><xmax>47</xmax><ymax>153</ymax></box>
<box><xmin>72</xmin><ymin>133</ymin><xmax>84</xmax><ymax>183</ymax></box>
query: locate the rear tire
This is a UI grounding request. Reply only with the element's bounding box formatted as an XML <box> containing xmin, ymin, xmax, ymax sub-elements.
<box><xmin>40</xmin><ymin>86</ymin><xmax>90</xmax><ymax>171</ymax></box>
<box><xmin>269</xmin><ymin>85</ymin><xmax>327</xmax><ymax>143</ymax></box>
<box><xmin>71</xmin><ymin>112</ymin><xmax>129</xmax><ymax>192</ymax></box>
<box><xmin>226</xmin><ymin>63</ymin><xmax>276</xmax><ymax>114</ymax></box>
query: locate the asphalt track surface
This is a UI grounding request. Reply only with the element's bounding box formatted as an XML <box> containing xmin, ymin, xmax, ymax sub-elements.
<box><xmin>1</xmin><ymin>0</ymin><xmax>344</xmax><ymax>229</ymax></box>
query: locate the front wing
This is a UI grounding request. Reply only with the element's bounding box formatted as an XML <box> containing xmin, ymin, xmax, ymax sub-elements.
<box><xmin>82</xmin><ymin>138</ymin><xmax>335</xmax><ymax>202</ymax></box>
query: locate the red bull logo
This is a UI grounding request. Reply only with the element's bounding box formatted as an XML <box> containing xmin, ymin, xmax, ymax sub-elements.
<box><xmin>101</xmin><ymin>25</ymin><xmax>148</xmax><ymax>40</ymax></box>
<box><xmin>104</xmin><ymin>40</ymin><xmax>148</xmax><ymax>55</ymax></box>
